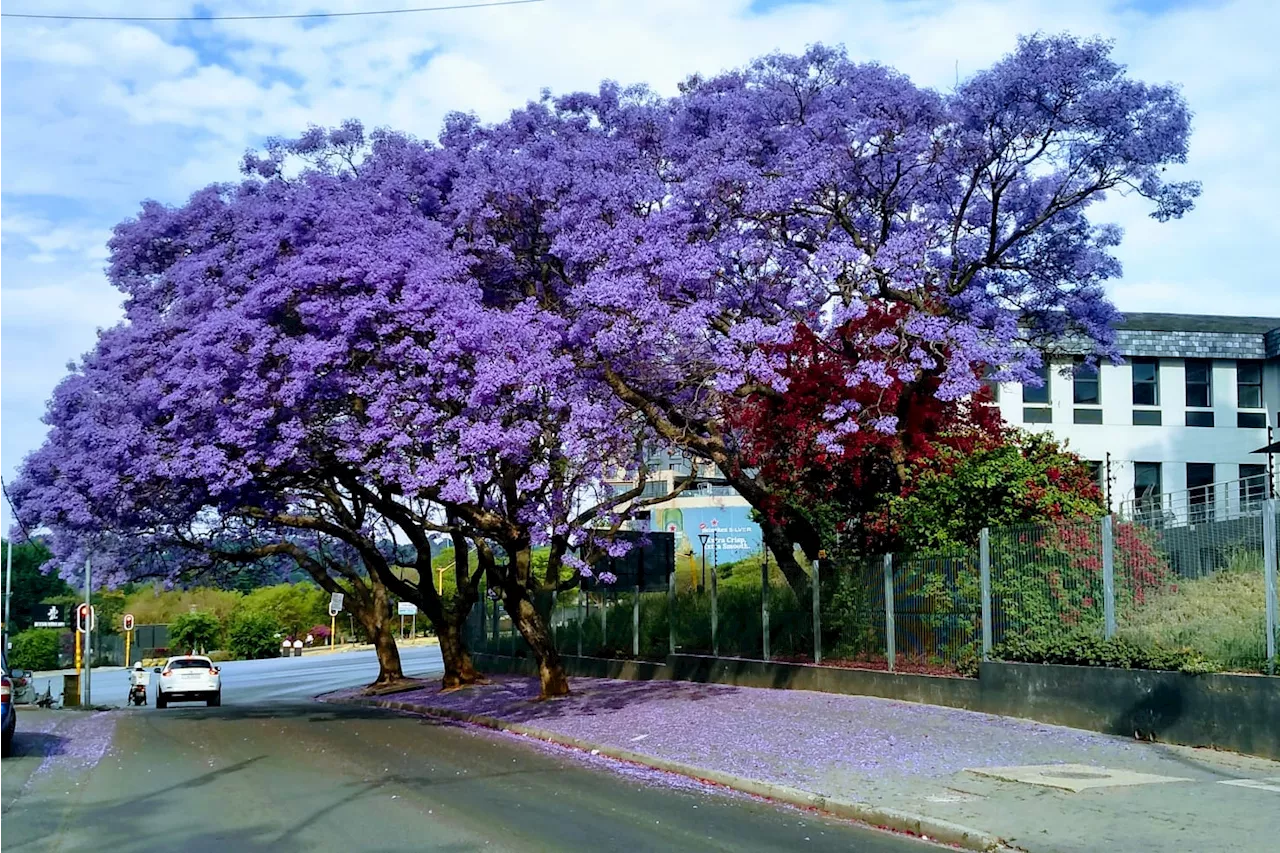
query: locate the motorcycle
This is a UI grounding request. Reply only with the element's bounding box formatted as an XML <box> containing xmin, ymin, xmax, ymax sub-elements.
<box><xmin>128</xmin><ymin>683</ymin><xmax>148</xmax><ymax>706</ymax></box>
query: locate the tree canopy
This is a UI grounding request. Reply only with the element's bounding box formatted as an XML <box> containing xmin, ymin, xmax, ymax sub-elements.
<box><xmin>11</xmin><ymin>35</ymin><xmax>1197</xmax><ymax>696</ymax></box>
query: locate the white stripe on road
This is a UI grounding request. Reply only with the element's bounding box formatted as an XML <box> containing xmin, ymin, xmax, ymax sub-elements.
<box><xmin>1218</xmin><ymin>778</ymin><xmax>1280</xmax><ymax>793</ymax></box>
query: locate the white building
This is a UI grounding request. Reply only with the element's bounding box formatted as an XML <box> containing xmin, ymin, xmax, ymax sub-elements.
<box><xmin>990</xmin><ymin>313</ymin><xmax>1280</xmax><ymax>518</ymax></box>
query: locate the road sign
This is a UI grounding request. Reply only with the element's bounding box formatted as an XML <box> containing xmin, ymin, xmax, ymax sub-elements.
<box><xmin>397</xmin><ymin>601</ymin><xmax>418</xmax><ymax>616</ymax></box>
<box><xmin>33</xmin><ymin>604</ymin><xmax>67</xmax><ymax>628</ymax></box>
<box><xmin>122</xmin><ymin>613</ymin><xmax>135</xmax><ymax>631</ymax></box>
<box><xmin>76</xmin><ymin>603</ymin><xmax>96</xmax><ymax>633</ymax></box>
<box><xmin>329</xmin><ymin>592</ymin><xmax>344</xmax><ymax>611</ymax></box>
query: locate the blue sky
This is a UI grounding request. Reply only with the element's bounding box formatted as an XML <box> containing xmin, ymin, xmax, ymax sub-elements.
<box><xmin>3</xmin><ymin>0</ymin><xmax>1279</xmax><ymax>503</ymax></box>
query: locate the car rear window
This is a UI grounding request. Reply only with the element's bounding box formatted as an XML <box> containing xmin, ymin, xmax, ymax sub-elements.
<box><xmin>169</xmin><ymin>659</ymin><xmax>213</xmax><ymax>669</ymax></box>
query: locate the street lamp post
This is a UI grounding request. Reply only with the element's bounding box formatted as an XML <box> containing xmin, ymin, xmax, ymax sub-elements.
<box><xmin>697</xmin><ymin>533</ymin><xmax>710</xmax><ymax>592</ymax></box>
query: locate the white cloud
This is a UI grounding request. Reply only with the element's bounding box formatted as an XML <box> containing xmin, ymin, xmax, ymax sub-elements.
<box><xmin>3</xmin><ymin>0</ymin><xmax>1280</xmax><ymax>485</ymax></box>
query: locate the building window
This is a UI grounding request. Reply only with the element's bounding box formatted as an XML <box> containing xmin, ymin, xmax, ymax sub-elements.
<box><xmin>1132</xmin><ymin>357</ymin><xmax>1159</xmax><ymax>406</ymax></box>
<box><xmin>1237</xmin><ymin>360</ymin><xmax>1263</xmax><ymax>409</ymax></box>
<box><xmin>1134</xmin><ymin>462</ymin><xmax>1162</xmax><ymax>518</ymax></box>
<box><xmin>1073</xmin><ymin>358</ymin><xmax>1100</xmax><ymax>405</ymax></box>
<box><xmin>1237</xmin><ymin>412</ymin><xmax>1267</xmax><ymax>429</ymax></box>
<box><xmin>1023</xmin><ymin>406</ymin><xmax>1052</xmax><ymax>424</ymax></box>
<box><xmin>1022</xmin><ymin>363</ymin><xmax>1050</xmax><ymax>405</ymax></box>
<box><xmin>1187</xmin><ymin>463</ymin><xmax>1215</xmax><ymax>523</ymax></box>
<box><xmin>1073</xmin><ymin>408</ymin><xmax>1102</xmax><ymax>425</ymax></box>
<box><xmin>1133</xmin><ymin>409</ymin><xmax>1162</xmax><ymax>426</ymax></box>
<box><xmin>1185</xmin><ymin>358</ymin><xmax>1212</xmax><ymax>409</ymax></box>
<box><xmin>1240</xmin><ymin>464</ymin><xmax>1267</xmax><ymax>508</ymax></box>
<box><xmin>1185</xmin><ymin>411</ymin><xmax>1215</xmax><ymax>428</ymax></box>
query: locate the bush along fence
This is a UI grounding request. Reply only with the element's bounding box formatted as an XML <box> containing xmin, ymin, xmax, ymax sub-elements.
<box><xmin>467</xmin><ymin>497</ymin><xmax>1280</xmax><ymax>678</ymax></box>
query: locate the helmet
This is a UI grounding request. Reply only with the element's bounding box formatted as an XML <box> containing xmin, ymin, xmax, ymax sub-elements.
<box><xmin>134</xmin><ymin>662</ymin><xmax>144</xmax><ymax>670</ymax></box>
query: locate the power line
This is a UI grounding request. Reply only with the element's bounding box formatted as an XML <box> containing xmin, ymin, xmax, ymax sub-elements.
<box><xmin>1</xmin><ymin>0</ymin><xmax>544</xmax><ymax>23</ymax></box>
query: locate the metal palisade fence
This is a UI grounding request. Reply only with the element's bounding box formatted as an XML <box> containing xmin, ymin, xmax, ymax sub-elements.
<box><xmin>467</xmin><ymin>488</ymin><xmax>1280</xmax><ymax>678</ymax></box>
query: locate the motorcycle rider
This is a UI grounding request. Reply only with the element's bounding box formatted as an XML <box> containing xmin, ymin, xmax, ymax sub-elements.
<box><xmin>128</xmin><ymin>661</ymin><xmax>149</xmax><ymax>705</ymax></box>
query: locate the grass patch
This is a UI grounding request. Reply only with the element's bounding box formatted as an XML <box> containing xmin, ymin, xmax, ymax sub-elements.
<box><xmin>1119</xmin><ymin>550</ymin><xmax>1269</xmax><ymax>673</ymax></box>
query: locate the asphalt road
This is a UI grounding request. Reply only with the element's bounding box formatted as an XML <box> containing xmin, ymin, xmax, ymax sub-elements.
<box><xmin>29</xmin><ymin>643</ymin><xmax>448</xmax><ymax>707</ymax></box>
<box><xmin>5</xmin><ymin>650</ymin><xmax>936</xmax><ymax>853</ymax></box>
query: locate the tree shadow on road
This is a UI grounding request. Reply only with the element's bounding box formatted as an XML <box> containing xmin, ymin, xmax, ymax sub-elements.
<box><xmin>7</xmin><ymin>730</ymin><xmax>68</xmax><ymax>760</ymax></box>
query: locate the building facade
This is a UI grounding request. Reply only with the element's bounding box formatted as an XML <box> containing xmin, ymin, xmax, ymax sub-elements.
<box><xmin>990</xmin><ymin>313</ymin><xmax>1280</xmax><ymax>518</ymax></box>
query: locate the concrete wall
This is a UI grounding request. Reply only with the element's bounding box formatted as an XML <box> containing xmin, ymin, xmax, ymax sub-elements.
<box><xmin>474</xmin><ymin>652</ymin><xmax>1280</xmax><ymax>760</ymax></box>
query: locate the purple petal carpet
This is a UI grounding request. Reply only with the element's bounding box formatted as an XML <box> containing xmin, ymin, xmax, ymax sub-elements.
<box><xmin>360</xmin><ymin>675</ymin><xmax>1157</xmax><ymax>803</ymax></box>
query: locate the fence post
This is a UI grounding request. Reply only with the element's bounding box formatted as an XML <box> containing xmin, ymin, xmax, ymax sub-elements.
<box><xmin>600</xmin><ymin>590</ymin><xmax>607</xmax><ymax>652</ymax></box>
<box><xmin>1264</xmin><ymin>499</ymin><xmax>1277</xmax><ymax>676</ymax></box>
<box><xmin>883</xmin><ymin>553</ymin><xmax>896</xmax><ymax>673</ymax></box>
<box><xmin>980</xmin><ymin>528</ymin><xmax>992</xmax><ymax>660</ymax></box>
<box><xmin>711</xmin><ymin>563</ymin><xmax>719</xmax><ymax>657</ymax></box>
<box><xmin>668</xmin><ymin>566</ymin><xmax>676</xmax><ymax>657</ymax></box>
<box><xmin>761</xmin><ymin>551</ymin><xmax>771</xmax><ymax>661</ymax></box>
<box><xmin>492</xmin><ymin>597</ymin><xmax>499</xmax><ymax>649</ymax></box>
<box><xmin>812</xmin><ymin>558</ymin><xmax>822</xmax><ymax>664</ymax></box>
<box><xmin>576</xmin><ymin>588</ymin><xmax>584</xmax><ymax>658</ymax></box>
<box><xmin>1101</xmin><ymin>515</ymin><xmax>1116</xmax><ymax>639</ymax></box>
<box><xmin>633</xmin><ymin>581</ymin><xmax>641</xmax><ymax>659</ymax></box>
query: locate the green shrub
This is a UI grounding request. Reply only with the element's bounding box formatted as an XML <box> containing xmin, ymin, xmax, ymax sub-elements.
<box><xmin>993</xmin><ymin>632</ymin><xmax>1216</xmax><ymax>674</ymax></box>
<box><xmin>169</xmin><ymin>611</ymin><xmax>222</xmax><ymax>654</ymax></box>
<box><xmin>240</xmin><ymin>583</ymin><xmax>328</xmax><ymax>639</ymax></box>
<box><xmin>226</xmin><ymin>611</ymin><xmax>282</xmax><ymax>660</ymax></box>
<box><xmin>1118</xmin><ymin>551</ymin><xmax>1267</xmax><ymax>673</ymax></box>
<box><xmin>10</xmin><ymin>628</ymin><xmax>62</xmax><ymax>671</ymax></box>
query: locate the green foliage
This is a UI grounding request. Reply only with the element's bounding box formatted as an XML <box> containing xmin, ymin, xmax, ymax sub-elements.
<box><xmin>9</xmin><ymin>628</ymin><xmax>62</xmax><ymax>671</ymax></box>
<box><xmin>1119</xmin><ymin>550</ymin><xmax>1269</xmax><ymax>673</ymax></box>
<box><xmin>1</xmin><ymin>539</ymin><xmax>74</xmax><ymax>632</ymax></box>
<box><xmin>122</xmin><ymin>585</ymin><xmax>242</xmax><ymax>630</ymax></box>
<box><xmin>169</xmin><ymin>611</ymin><xmax>222</xmax><ymax>653</ymax></box>
<box><xmin>226</xmin><ymin>611</ymin><xmax>282</xmax><ymax>660</ymax></box>
<box><xmin>993</xmin><ymin>632</ymin><xmax>1216</xmax><ymax>674</ymax></box>
<box><xmin>884</xmin><ymin>431</ymin><xmax>1104</xmax><ymax>551</ymax></box>
<box><xmin>240</xmin><ymin>583</ymin><xmax>328</xmax><ymax>639</ymax></box>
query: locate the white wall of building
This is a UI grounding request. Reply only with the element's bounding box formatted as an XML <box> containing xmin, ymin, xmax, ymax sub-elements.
<box><xmin>995</xmin><ymin>356</ymin><xmax>1277</xmax><ymax>513</ymax></box>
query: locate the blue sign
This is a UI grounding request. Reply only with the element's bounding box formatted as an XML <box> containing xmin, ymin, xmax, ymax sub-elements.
<box><xmin>653</xmin><ymin>505</ymin><xmax>763</xmax><ymax>566</ymax></box>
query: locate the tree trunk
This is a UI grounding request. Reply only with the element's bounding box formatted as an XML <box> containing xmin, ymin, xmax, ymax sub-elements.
<box><xmin>438</xmin><ymin>615</ymin><xmax>483</xmax><ymax>689</ymax></box>
<box><xmin>368</xmin><ymin>617</ymin><xmax>405</xmax><ymax>686</ymax></box>
<box><xmin>759</xmin><ymin>514</ymin><xmax>813</xmax><ymax>592</ymax></box>
<box><xmin>362</xmin><ymin>576</ymin><xmax>405</xmax><ymax>688</ymax></box>
<box><xmin>507</xmin><ymin>594</ymin><xmax>569</xmax><ymax>698</ymax></box>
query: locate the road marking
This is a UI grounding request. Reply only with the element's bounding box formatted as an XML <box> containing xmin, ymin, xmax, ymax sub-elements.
<box><xmin>1219</xmin><ymin>777</ymin><xmax>1280</xmax><ymax>793</ymax></box>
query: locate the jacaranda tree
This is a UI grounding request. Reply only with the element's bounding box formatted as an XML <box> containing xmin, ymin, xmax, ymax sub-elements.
<box><xmin>452</xmin><ymin>35</ymin><xmax>1197</xmax><ymax>589</ymax></box>
<box><xmin>13</xmin><ymin>34</ymin><xmax>1201</xmax><ymax>696</ymax></box>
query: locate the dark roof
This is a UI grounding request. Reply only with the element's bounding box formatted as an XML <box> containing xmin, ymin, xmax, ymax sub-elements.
<box><xmin>1115</xmin><ymin>313</ymin><xmax>1280</xmax><ymax>335</ymax></box>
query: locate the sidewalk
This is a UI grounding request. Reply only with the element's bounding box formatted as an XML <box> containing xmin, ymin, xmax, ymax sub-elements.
<box><xmin>331</xmin><ymin>675</ymin><xmax>1280</xmax><ymax>852</ymax></box>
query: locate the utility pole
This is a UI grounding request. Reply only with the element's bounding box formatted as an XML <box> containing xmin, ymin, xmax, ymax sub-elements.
<box><xmin>82</xmin><ymin>553</ymin><xmax>92</xmax><ymax>706</ymax></box>
<box><xmin>3</xmin><ymin>528</ymin><xmax>12</xmax><ymax>650</ymax></box>
<box><xmin>1</xmin><ymin>471</ymin><xmax>12</xmax><ymax>650</ymax></box>
<box><xmin>698</xmin><ymin>533</ymin><xmax>709</xmax><ymax>592</ymax></box>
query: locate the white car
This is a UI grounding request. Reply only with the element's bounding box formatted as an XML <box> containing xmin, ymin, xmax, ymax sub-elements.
<box><xmin>154</xmin><ymin>655</ymin><xmax>222</xmax><ymax>708</ymax></box>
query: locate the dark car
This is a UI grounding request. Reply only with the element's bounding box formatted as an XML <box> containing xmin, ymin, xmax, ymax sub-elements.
<box><xmin>2</xmin><ymin>649</ymin><xmax>16</xmax><ymax>757</ymax></box>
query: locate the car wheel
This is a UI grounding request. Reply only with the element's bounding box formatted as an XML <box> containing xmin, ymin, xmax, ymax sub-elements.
<box><xmin>207</xmin><ymin>691</ymin><xmax>220</xmax><ymax>708</ymax></box>
<box><xmin>2</xmin><ymin>730</ymin><xmax>12</xmax><ymax>758</ymax></box>
<box><xmin>156</xmin><ymin>691</ymin><xmax>167</xmax><ymax>709</ymax></box>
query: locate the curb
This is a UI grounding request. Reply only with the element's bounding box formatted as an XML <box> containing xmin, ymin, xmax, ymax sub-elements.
<box><xmin>344</xmin><ymin>696</ymin><xmax>1007</xmax><ymax>852</ymax></box>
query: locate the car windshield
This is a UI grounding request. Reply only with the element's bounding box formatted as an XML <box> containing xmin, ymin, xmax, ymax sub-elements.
<box><xmin>168</xmin><ymin>659</ymin><xmax>212</xmax><ymax>669</ymax></box>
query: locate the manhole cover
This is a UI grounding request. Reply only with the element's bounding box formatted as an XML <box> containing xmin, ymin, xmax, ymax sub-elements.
<box><xmin>967</xmin><ymin>764</ymin><xmax>1193</xmax><ymax>792</ymax></box>
<box><xmin>1042</xmin><ymin>770</ymin><xmax>1111</xmax><ymax>780</ymax></box>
